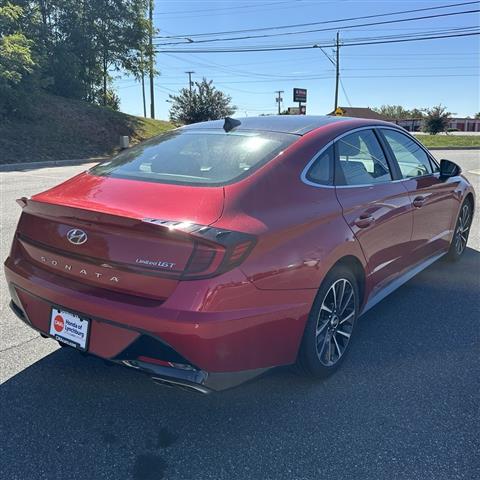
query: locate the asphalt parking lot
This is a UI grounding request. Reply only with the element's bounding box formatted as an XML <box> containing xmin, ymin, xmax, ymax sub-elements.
<box><xmin>1</xmin><ymin>150</ymin><xmax>479</xmax><ymax>480</ymax></box>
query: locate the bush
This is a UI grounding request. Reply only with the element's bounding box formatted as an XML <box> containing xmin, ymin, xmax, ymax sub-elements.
<box><xmin>422</xmin><ymin>105</ymin><xmax>451</xmax><ymax>135</ymax></box>
<box><xmin>169</xmin><ymin>78</ymin><xmax>236</xmax><ymax>124</ymax></box>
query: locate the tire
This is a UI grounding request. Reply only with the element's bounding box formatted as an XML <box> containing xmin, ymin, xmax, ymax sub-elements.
<box><xmin>447</xmin><ymin>199</ymin><xmax>473</xmax><ymax>262</ymax></box>
<box><xmin>297</xmin><ymin>265</ymin><xmax>359</xmax><ymax>378</ymax></box>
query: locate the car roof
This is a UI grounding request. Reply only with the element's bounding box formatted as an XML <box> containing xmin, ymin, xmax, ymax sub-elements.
<box><xmin>181</xmin><ymin>115</ymin><xmax>356</xmax><ymax>135</ymax></box>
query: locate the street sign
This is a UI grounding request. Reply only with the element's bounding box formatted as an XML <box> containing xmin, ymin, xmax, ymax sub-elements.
<box><xmin>293</xmin><ymin>88</ymin><xmax>307</xmax><ymax>103</ymax></box>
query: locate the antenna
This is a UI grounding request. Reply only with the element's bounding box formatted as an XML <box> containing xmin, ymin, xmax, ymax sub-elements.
<box><xmin>223</xmin><ymin>117</ymin><xmax>241</xmax><ymax>132</ymax></box>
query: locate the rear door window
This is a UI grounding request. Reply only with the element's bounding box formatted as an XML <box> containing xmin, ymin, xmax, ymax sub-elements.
<box><xmin>91</xmin><ymin>129</ymin><xmax>297</xmax><ymax>186</ymax></box>
<box><xmin>335</xmin><ymin>130</ymin><xmax>393</xmax><ymax>186</ymax></box>
<box><xmin>381</xmin><ymin>129</ymin><xmax>435</xmax><ymax>178</ymax></box>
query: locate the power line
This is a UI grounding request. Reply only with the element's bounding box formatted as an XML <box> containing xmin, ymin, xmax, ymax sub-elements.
<box><xmin>158</xmin><ymin>28</ymin><xmax>478</xmax><ymax>71</ymax></box>
<box><xmin>339</xmin><ymin>79</ymin><xmax>352</xmax><ymax>107</ymax></box>
<box><xmin>157</xmin><ymin>52</ymin><xmax>478</xmax><ymax>71</ymax></box>
<box><xmin>341</xmin><ymin>52</ymin><xmax>478</xmax><ymax>57</ymax></box>
<box><xmin>154</xmin><ymin>1</ymin><xmax>480</xmax><ymax>38</ymax></box>
<box><xmin>153</xmin><ymin>73</ymin><xmax>479</xmax><ymax>86</ymax></box>
<box><xmin>336</xmin><ymin>25</ymin><xmax>479</xmax><ymax>44</ymax></box>
<box><xmin>154</xmin><ymin>1</ymin><xmax>295</xmax><ymax>16</ymax></box>
<box><xmin>153</xmin><ymin>1</ymin><xmax>305</xmax><ymax>19</ymax></box>
<box><xmin>154</xmin><ymin>9</ymin><xmax>480</xmax><ymax>46</ymax></box>
<box><xmin>155</xmin><ymin>31</ymin><xmax>480</xmax><ymax>53</ymax></box>
<box><xmin>215</xmin><ymin>84</ymin><xmax>276</xmax><ymax>95</ymax></box>
<box><xmin>154</xmin><ymin>66</ymin><xmax>479</xmax><ymax>81</ymax></box>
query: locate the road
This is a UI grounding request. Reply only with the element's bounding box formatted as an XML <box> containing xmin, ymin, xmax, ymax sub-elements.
<box><xmin>1</xmin><ymin>150</ymin><xmax>479</xmax><ymax>480</ymax></box>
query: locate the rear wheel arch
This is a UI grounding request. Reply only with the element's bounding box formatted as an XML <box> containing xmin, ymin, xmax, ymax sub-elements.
<box><xmin>465</xmin><ymin>192</ymin><xmax>475</xmax><ymax>212</ymax></box>
<box><xmin>325</xmin><ymin>255</ymin><xmax>366</xmax><ymax>309</ymax></box>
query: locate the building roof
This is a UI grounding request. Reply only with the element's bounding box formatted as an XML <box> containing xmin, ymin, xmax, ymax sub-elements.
<box><xmin>327</xmin><ymin>107</ymin><xmax>387</xmax><ymax>120</ymax></box>
<box><xmin>182</xmin><ymin>115</ymin><xmax>351</xmax><ymax>135</ymax></box>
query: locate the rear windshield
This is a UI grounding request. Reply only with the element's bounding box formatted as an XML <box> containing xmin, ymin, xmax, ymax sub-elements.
<box><xmin>90</xmin><ymin>129</ymin><xmax>297</xmax><ymax>186</ymax></box>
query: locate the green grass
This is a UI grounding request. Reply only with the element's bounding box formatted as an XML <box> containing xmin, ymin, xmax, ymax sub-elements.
<box><xmin>132</xmin><ymin>116</ymin><xmax>174</xmax><ymax>140</ymax></box>
<box><xmin>414</xmin><ymin>134</ymin><xmax>480</xmax><ymax>148</ymax></box>
<box><xmin>0</xmin><ymin>93</ymin><xmax>174</xmax><ymax>164</ymax></box>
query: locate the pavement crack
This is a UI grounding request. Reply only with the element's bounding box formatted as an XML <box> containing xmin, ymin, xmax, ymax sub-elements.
<box><xmin>0</xmin><ymin>335</ymin><xmax>40</xmax><ymax>353</ymax></box>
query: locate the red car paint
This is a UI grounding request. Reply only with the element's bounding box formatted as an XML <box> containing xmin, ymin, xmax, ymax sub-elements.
<box><xmin>4</xmin><ymin>116</ymin><xmax>475</xmax><ymax>391</ymax></box>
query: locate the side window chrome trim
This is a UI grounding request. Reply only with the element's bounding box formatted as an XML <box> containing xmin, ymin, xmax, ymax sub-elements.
<box><xmin>301</xmin><ymin>125</ymin><xmax>393</xmax><ymax>189</ymax></box>
<box><xmin>300</xmin><ymin>124</ymin><xmax>439</xmax><ymax>189</ymax></box>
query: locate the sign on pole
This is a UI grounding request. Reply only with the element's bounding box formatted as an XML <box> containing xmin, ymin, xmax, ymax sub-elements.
<box><xmin>293</xmin><ymin>88</ymin><xmax>307</xmax><ymax>103</ymax></box>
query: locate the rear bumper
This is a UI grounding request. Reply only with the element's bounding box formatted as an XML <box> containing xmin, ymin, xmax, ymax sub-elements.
<box><xmin>8</xmin><ymin>298</ymin><xmax>266</xmax><ymax>393</ymax></box>
<box><xmin>4</xmin><ymin>256</ymin><xmax>313</xmax><ymax>389</ymax></box>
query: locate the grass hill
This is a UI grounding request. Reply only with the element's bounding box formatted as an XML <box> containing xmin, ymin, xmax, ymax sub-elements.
<box><xmin>0</xmin><ymin>93</ymin><xmax>174</xmax><ymax>164</ymax></box>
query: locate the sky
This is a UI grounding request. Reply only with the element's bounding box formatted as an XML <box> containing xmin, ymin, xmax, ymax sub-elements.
<box><xmin>115</xmin><ymin>0</ymin><xmax>480</xmax><ymax>120</ymax></box>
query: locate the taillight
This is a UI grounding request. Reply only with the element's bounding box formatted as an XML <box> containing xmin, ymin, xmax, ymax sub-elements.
<box><xmin>184</xmin><ymin>245</ymin><xmax>217</xmax><ymax>275</ymax></box>
<box><xmin>142</xmin><ymin>218</ymin><xmax>256</xmax><ymax>280</ymax></box>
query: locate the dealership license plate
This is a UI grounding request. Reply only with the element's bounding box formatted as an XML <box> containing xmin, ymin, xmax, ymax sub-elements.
<box><xmin>49</xmin><ymin>308</ymin><xmax>90</xmax><ymax>351</ymax></box>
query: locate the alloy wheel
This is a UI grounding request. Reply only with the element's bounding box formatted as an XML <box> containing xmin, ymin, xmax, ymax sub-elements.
<box><xmin>315</xmin><ymin>278</ymin><xmax>356</xmax><ymax>367</ymax></box>
<box><xmin>455</xmin><ymin>203</ymin><xmax>471</xmax><ymax>255</ymax></box>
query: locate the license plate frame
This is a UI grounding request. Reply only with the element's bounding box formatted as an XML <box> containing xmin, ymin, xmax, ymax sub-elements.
<box><xmin>49</xmin><ymin>307</ymin><xmax>91</xmax><ymax>351</ymax></box>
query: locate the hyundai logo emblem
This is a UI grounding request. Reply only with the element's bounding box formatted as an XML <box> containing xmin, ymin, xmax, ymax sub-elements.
<box><xmin>66</xmin><ymin>228</ymin><xmax>88</xmax><ymax>245</ymax></box>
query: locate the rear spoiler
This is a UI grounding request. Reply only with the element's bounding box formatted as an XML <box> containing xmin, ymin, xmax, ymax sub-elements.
<box><xmin>16</xmin><ymin>197</ymin><xmax>29</xmax><ymax>208</ymax></box>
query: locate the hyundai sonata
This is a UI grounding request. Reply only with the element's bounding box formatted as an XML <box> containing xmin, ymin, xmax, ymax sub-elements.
<box><xmin>4</xmin><ymin>116</ymin><xmax>475</xmax><ymax>392</ymax></box>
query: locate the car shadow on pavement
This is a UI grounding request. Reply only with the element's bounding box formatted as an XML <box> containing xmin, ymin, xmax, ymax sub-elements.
<box><xmin>1</xmin><ymin>248</ymin><xmax>478</xmax><ymax>480</ymax></box>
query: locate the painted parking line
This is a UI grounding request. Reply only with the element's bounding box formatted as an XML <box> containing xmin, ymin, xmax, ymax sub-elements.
<box><xmin>468</xmin><ymin>169</ymin><xmax>480</xmax><ymax>175</ymax></box>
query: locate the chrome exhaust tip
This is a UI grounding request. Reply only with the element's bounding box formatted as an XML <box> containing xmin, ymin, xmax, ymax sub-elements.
<box><xmin>152</xmin><ymin>376</ymin><xmax>211</xmax><ymax>394</ymax></box>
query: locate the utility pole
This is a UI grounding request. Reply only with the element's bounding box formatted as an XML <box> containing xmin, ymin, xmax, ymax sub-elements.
<box><xmin>275</xmin><ymin>90</ymin><xmax>284</xmax><ymax>115</ymax></box>
<box><xmin>185</xmin><ymin>71</ymin><xmax>195</xmax><ymax>94</ymax></box>
<box><xmin>334</xmin><ymin>31</ymin><xmax>340</xmax><ymax>111</ymax></box>
<box><xmin>140</xmin><ymin>51</ymin><xmax>147</xmax><ymax>118</ymax></box>
<box><xmin>148</xmin><ymin>0</ymin><xmax>155</xmax><ymax>119</ymax></box>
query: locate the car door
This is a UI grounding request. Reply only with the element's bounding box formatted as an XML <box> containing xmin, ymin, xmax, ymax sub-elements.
<box><xmin>334</xmin><ymin>128</ymin><xmax>414</xmax><ymax>296</ymax></box>
<box><xmin>378</xmin><ymin>128</ymin><xmax>460</xmax><ymax>261</ymax></box>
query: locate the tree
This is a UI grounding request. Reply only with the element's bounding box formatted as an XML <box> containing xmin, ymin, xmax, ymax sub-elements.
<box><xmin>93</xmin><ymin>0</ymin><xmax>150</xmax><ymax>106</ymax></box>
<box><xmin>1</xmin><ymin>0</ymin><xmax>151</xmax><ymax>111</ymax></box>
<box><xmin>41</xmin><ymin>0</ymin><xmax>150</xmax><ymax>106</ymax></box>
<box><xmin>168</xmin><ymin>78</ymin><xmax>236</xmax><ymax>124</ymax></box>
<box><xmin>409</xmin><ymin>108</ymin><xmax>425</xmax><ymax>119</ymax></box>
<box><xmin>475</xmin><ymin>112</ymin><xmax>480</xmax><ymax>119</ymax></box>
<box><xmin>373</xmin><ymin>105</ymin><xmax>426</xmax><ymax>119</ymax></box>
<box><xmin>422</xmin><ymin>104</ymin><xmax>452</xmax><ymax>135</ymax></box>
<box><xmin>373</xmin><ymin>105</ymin><xmax>412</xmax><ymax>120</ymax></box>
<box><xmin>0</xmin><ymin>2</ymin><xmax>37</xmax><ymax>116</ymax></box>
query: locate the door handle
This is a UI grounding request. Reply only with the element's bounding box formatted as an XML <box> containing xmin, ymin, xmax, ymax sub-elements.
<box><xmin>354</xmin><ymin>214</ymin><xmax>374</xmax><ymax>228</ymax></box>
<box><xmin>413</xmin><ymin>196</ymin><xmax>426</xmax><ymax>208</ymax></box>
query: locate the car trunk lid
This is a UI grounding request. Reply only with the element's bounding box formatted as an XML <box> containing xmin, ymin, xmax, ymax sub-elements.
<box><xmin>15</xmin><ymin>173</ymin><xmax>225</xmax><ymax>300</ymax></box>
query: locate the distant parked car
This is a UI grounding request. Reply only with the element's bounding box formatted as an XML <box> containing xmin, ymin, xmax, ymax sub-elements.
<box><xmin>4</xmin><ymin>116</ymin><xmax>475</xmax><ymax>393</ymax></box>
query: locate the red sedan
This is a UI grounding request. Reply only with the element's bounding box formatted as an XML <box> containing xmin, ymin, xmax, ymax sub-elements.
<box><xmin>4</xmin><ymin>116</ymin><xmax>475</xmax><ymax>393</ymax></box>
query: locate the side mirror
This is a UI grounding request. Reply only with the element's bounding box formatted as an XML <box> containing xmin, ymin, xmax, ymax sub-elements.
<box><xmin>439</xmin><ymin>159</ymin><xmax>461</xmax><ymax>180</ymax></box>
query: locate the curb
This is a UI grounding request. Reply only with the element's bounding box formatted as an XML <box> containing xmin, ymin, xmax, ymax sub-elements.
<box><xmin>0</xmin><ymin>157</ymin><xmax>108</xmax><ymax>172</ymax></box>
<box><xmin>428</xmin><ymin>147</ymin><xmax>480</xmax><ymax>151</ymax></box>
